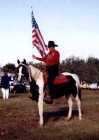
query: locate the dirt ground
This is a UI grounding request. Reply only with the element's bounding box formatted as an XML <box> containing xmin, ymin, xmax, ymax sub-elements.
<box><xmin>0</xmin><ymin>89</ymin><xmax>99</xmax><ymax>140</ymax></box>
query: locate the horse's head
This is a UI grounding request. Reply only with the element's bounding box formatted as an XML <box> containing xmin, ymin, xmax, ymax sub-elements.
<box><xmin>17</xmin><ymin>59</ymin><xmax>39</xmax><ymax>102</ymax></box>
<box><xmin>17</xmin><ymin>59</ymin><xmax>29</xmax><ymax>82</ymax></box>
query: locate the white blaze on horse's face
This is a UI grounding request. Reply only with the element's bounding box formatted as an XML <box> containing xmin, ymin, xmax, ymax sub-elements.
<box><xmin>18</xmin><ymin>66</ymin><xmax>23</xmax><ymax>81</ymax></box>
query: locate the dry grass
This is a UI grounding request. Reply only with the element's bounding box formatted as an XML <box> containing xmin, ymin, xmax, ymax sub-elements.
<box><xmin>0</xmin><ymin>89</ymin><xmax>99</xmax><ymax>140</ymax></box>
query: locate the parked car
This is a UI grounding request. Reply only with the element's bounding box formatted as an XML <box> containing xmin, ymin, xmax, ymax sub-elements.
<box><xmin>13</xmin><ymin>82</ymin><xmax>26</xmax><ymax>93</ymax></box>
<box><xmin>88</xmin><ymin>83</ymin><xmax>99</xmax><ymax>90</ymax></box>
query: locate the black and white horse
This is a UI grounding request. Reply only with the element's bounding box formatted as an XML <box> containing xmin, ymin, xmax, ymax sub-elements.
<box><xmin>17</xmin><ymin>62</ymin><xmax>82</xmax><ymax>126</ymax></box>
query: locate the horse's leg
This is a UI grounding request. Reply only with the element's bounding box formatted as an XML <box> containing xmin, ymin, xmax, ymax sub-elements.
<box><xmin>37</xmin><ymin>83</ymin><xmax>44</xmax><ymax>126</ymax></box>
<box><xmin>67</xmin><ymin>96</ymin><xmax>73</xmax><ymax>120</ymax></box>
<box><xmin>75</xmin><ymin>94</ymin><xmax>82</xmax><ymax>120</ymax></box>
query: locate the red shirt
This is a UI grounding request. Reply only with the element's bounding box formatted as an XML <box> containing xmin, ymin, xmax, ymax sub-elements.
<box><xmin>35</xmin><ymin>49</ymin><xmax>60</xmax><ymax>66</ymax></box>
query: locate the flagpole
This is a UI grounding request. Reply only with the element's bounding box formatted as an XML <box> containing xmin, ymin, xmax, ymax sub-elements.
<box><xmin>31</xmin><ymin>7</ymin><xmax>34</xmax><ymax>49</ymax></box>
<box><xmin>31</xmin><ymin>6</ymin><xmax>34</xmax><ymax>16</ymax></box>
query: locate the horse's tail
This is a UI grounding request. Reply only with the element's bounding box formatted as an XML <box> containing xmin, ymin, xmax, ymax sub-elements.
<box><xmin>78</xmin><ymin>86</ymin><xmax>82</xmax><ymax>100</ymax></box>
<box><xmin>72</xmin><ymin>74</ymin><xmax>81</xmax><ymax>99</ymax></box>
<box><xmin>63</xmin><ymin>72</ymin><xmax>81</xmax><ymax>96</ymax></box>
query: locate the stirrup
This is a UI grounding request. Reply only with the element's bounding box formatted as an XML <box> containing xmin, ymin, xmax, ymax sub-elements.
<box><xmin>44</xmin><ymin>96</ymin><xmax>53</xmax><ymax>104</ymax></box>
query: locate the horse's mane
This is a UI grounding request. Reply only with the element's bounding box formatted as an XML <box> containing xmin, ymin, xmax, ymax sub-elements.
<box><xmin>29</xmin><ymin>64</ymin><xmax>43</xmax><ymax>81</ymax></box>
<box><xmin>29</xmin><ymin>64</ymin><xmax>41</xmax><ymax>73</ymax></box>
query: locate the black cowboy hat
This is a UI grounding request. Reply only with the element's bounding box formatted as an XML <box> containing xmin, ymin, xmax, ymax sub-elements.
<box><xmin>48</xmin><ymin>41</ymin><xmax>58</xmax><ymax>48</ymax></box>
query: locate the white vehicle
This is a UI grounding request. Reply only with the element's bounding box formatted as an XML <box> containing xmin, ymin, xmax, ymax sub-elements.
<box><xmin>88</xmin><ymin>83</ymin><xmax>99</xmax><ymax>89</ymax></box>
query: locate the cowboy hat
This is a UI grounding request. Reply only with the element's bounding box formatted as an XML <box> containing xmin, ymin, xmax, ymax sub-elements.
<box><xmin>48</xmin><ymin>41</ymin><xmax>58</xmax><ymax>48</ymax></box>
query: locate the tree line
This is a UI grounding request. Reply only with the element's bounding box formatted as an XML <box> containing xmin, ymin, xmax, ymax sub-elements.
<box><xmin>2</xmin><ymin>56</ymin><xmax>99</xmax><ymax>83</ymax></box>
<box><xmin>60</xmin><ymin>56</ymin><xmax>99</xmax><ymax>83</ymax></box>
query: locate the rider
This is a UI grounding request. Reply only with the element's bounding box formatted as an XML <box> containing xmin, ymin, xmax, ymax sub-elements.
<box><xmin>32</xmin><ymin>40</ymin><xmax>60</xmax><ymax>103</ymax></box>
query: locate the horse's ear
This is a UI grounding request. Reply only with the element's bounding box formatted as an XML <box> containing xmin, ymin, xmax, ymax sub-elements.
<box><xmin>17</xmin><ymin>59</ymin><xmax>20</xmax><ymax>64</ymax></box>
<box><xmin>23</xmin><ymin>59</ymin><xmax>27</xmax><ymax>65</ymax></box>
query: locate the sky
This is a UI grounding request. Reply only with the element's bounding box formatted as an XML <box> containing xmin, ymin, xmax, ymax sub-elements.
<box><xmin>0</xmin><ymin>0</ymin><xmax>99</xmax><ymax>66</ymax></box>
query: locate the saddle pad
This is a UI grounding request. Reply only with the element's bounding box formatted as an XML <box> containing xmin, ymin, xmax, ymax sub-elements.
<box><xmin>53</xmin><ymin>74</ymin><xmax>70</xmax><ymax>85</ymax></box>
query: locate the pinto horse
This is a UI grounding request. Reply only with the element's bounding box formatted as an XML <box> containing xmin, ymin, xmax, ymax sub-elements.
<box><xmin>17</xmin><ymin>62</ymin><xmax>82</xmax><ymax>126</ymax></box>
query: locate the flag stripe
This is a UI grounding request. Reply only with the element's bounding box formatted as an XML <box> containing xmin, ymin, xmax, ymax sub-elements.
<box><xmin>31</xmin><ymin>10</ymin><xmax>47</xmax><ymax>57</ymax></box>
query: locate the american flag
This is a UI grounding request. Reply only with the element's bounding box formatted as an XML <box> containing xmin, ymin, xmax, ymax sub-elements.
<box><xmin>31</xmin><ymin>10</ymin><xmax>47</xmax><ymax>57</ymax></box>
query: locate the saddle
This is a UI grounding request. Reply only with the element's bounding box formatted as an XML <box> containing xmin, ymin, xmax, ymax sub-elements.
<box><xmin>53</xmin><ymin>74</ymin><xmax>71</xmax><ymax>85</ymax></box>
<box><xmin>43</xmin><ymin>72</ymin><xmax>71</xmax><ymax>86</ymax></box>
<box><xmin>43</xmin><ymin>72</ymin><xmax>71</xmax><ymax>104</ymax></box>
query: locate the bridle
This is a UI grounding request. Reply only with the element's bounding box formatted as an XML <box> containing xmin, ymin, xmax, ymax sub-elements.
<box><xmin>18</xmin><ymin>63</ymin><xmax>29</xmax><ymax>82</ymax></box>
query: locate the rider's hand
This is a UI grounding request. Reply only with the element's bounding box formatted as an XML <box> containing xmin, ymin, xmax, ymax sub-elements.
<box><xmin>32</xmin><ymin>55</ymin><xmax>37</xmax><ymax>59</ymax></box>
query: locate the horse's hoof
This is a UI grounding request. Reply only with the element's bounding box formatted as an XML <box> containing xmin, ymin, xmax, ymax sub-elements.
<box><xmin>39</xmin><ymin>124</ymin><xmax>43</xmax><ymax>127</ymax></box>
<box><xmin>79</xmin><ymin>116</ymin><xmax>82</xmax><ymax>120</ymax></box>
<box><xmin>39</xmin><ymin>122</ymin><xmax>44</xmax><ymax>127</ymax></box>
<box><xmin>39</xmin><ymin>118</ymin><xmax>44</xmax><ymax>126</ymax></box>
<box><xmin>66</xmin><ymin>117</ymin><xmax>71</xmax><ymax>121</ymax></box>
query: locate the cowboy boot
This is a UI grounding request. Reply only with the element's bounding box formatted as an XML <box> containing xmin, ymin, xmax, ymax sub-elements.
<box><xmin>44</xmin><ymin>84</ymin><xmax>53</xmax><ymax>104</ymax></box>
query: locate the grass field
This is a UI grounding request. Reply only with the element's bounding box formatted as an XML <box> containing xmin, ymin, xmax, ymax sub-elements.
<box><xmin>0</xmin><ymin>89</ymin><xmax>99</xmax><ymax>140</ymax></box>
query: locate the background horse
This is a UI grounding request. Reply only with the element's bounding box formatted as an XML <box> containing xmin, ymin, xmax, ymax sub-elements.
<box><xmin>17</xmin><ymin>61</ymin><xmax>82</xmax><ymax>126</ymax></box>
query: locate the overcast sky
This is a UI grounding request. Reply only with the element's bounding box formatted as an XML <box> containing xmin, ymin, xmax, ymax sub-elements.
<box><xmin>0</xmin><ymin>0</ymin><xmax>99</xmax><ymax>66</ymax></box>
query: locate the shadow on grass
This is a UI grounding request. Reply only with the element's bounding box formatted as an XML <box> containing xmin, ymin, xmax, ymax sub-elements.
<box><xmin>44</xmin><ymin>107</ymin><xmax>79</xmax><ymax>124</ymax></box>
